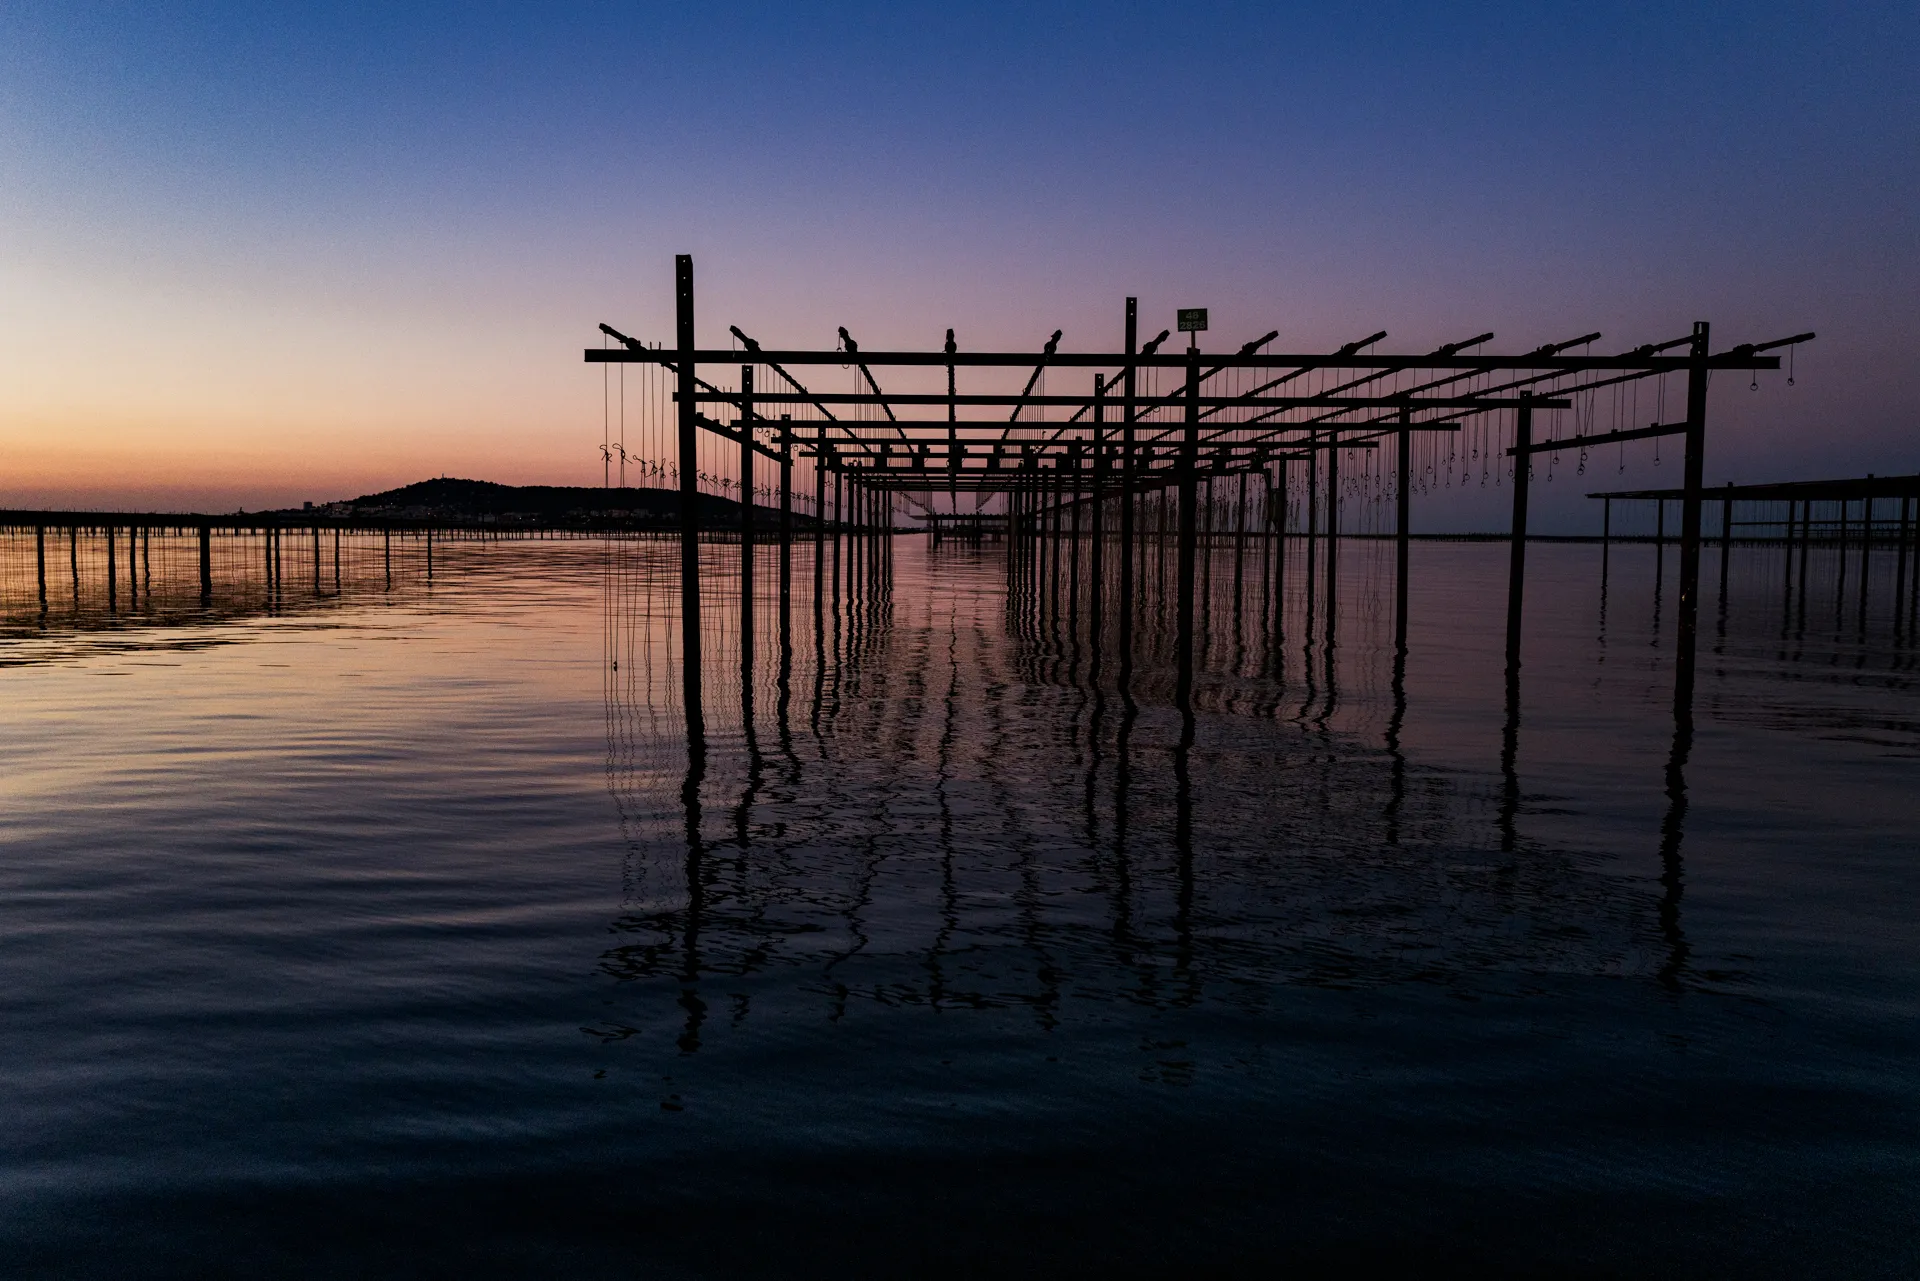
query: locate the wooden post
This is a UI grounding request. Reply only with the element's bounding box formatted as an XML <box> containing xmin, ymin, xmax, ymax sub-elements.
<box><xmin>854</xmin><ymin>478</ymin><xmax>865</xmax><ymax>599</ymax></box>
<box><xmin>814</xmin><ymin>427</ymin><xmax>827</xmax><ymax>642</ymax></box>
<box><xmin>1304</xmin><ymin>431</ymin><xmax>1319</xmax><ymax>623</ymax></box>
<box><xmin>35</xmin><ymin>524</ymin><xmax>46</xmax><ymax>609</ymax></box>
<box><xmin>1068</xmin><ymin>444</ymin><xmax>1083</xmax><ymax>648</ymax></box>
<box><xmin>199</xmin><ymin>521</ymin><xmax>213</xmax><ymax>603</ymax></box>
<box><xmin>1505</xmin><ymin>395</ymin><xmax>1533</xmax><ymax>666</ymax></box>
<box><xmin>779</xmin><ymin>414</ymin><xmax>793</xmax><ymax>665</ymax></box>
<box><xmin>1199</xmin><ymin>474</ymin><xmax>1214</xmax><ymax>635</ymax></box>
<box><xmin>739</xmin><ymin>364</ymin><xmax>755</xmax><ymax>691</ymax></box>
<box><xmin>1090</xmin><ymin>378</ymin><xmax>1106</xmax><ymax>669</ymax></box>
<box><xmin>1395</xmin><ymin>407</ymin><xmax>1411</xmax><ymax>651</ymax></box>
<box><xmin>1896</xmin><ymin>495</ymin><xmax>1911</xmax><ymax>630</ymax></box>
<box><xmin>106</xmin><ymin>525</ymin><xmax>117</xmax><ymax>611</ymax></box>
<box><xmin>1233</xmin><ymin>469</ymin><xmax>1248</xmax><ymax>636</ymax></box>
<box><xmin>1176</xmin><ymin>342</ymin><xmax>1199</xmax><ymax>708</ymax></box>
<box><xmin>1674</xmin><ymin>321</ymin><xmax>1709</xmax><ymax>715</ymax></box>
<box><xmin>1324</xmin><ymin>432</ymin><xmax>1340</xmax><ymax>647</ymax></box>
<box><xmin>1272</xmin><ymin>458</ymin><xmax>1288</xmax><ymax>651</ymax></box>
<box><xmin>1858</xmin><ymin>494</ymin><xmax>1874</xmax><ymax>631</ymax></box>
<box><xmin>675</xmin><ymin>254</ymin><xmax>703</xmax><ymax>748</ymax></box>
<box><xmin>1119</xmin><ymin>298</ymin><xmax>1137</xmax><ymax>689</ymax></box>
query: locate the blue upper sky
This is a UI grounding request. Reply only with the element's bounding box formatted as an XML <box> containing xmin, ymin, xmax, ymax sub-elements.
<box><xmin>2</xmin><ymin>2</ymin><xmax>1913</xmax><ymax>519</ymax></box>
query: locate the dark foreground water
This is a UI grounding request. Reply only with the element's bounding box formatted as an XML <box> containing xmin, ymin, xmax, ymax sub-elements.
<box><xmin>2</xmin><ymin>534</ymin><xmax>1917</xmax><ymax>1278</ymax></box>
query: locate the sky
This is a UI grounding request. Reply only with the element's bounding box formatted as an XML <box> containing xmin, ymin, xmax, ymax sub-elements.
<box><xmin>1</xmin><ymin>2</ymin><xmax>1914</xmax><ymax>530</ymax></box>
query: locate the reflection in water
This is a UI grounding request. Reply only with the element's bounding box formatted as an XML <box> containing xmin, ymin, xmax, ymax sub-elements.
<box><xmin>6</xmin><ymin>527</ymin><xmax>1920</xmax><ymax>1275</ymax></box>
<box><xmin>0</xmin><ymin>525</ymin><xmax>540</xmax><ymax>658</ymax></box>
<box><xmin>589</xmin><ymin>529</ymin><xmax>1920</xmax><ymax>1055</ymax></box>
<box><xmin>594</xmin><ymin>535</ymin><xmax>1709</xmax><ymax>1046</ymax></box>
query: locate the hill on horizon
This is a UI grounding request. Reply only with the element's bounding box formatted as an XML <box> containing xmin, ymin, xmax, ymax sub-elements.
<box><xmin>327</xmin><ymin>477</ymin><xmax>815</xmax><ymax>527</ymax></box>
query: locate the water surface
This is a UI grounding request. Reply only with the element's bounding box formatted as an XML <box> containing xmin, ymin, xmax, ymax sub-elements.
<box><xmin>3</xmin><ymin>532</ymin><xmax>1917</xmax><ymax>1278</ymax></box>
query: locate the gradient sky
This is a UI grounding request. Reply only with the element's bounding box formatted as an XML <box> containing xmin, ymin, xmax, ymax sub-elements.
<box><xmin>2</xmin><ymin>3</ymin><xmax>1914</xmax><ymax>529</ymax></box>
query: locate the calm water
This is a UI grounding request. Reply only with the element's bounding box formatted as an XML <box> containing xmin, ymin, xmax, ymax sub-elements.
<box><xmin>3</xmin><ymin>532</ymin><xmax>1917</xmax><ymax>1278</ymax></box>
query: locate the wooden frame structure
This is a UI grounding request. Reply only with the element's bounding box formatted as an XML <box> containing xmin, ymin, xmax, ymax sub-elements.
<box><xmin>587</xmin><ymin>255</ymin><xmax>1811</xmax><ymax>744</ymax></box>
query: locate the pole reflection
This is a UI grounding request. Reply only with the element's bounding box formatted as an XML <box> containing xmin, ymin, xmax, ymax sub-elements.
<box><xmin>582</xmin><ymin>532</ymin><xmax>1793</xmax><ymax>1053</ymax></box>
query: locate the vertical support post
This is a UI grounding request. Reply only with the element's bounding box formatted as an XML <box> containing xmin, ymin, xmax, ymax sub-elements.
<box><xmin>1120</xmin><ymin>299</ymin><xmax>1137</xmax><ymax>688</ymax></box>
<box><xmin>779</xmin><ymin>414</ymin><xmax>793</xmax><ymax>663</ymax></box>
<box><xmin>675</xmin><ymin>254</ymin><xmax>703</xmax><ymax>747</ymax></box>
<box><xmin>383</xmin><ymin>527</ymin><xmax>391</xmax><ymax>590</ymax></box>
<box><xmin>1859</xmin><ymin>494</ymin><xmax>1874</xmax><ymax>632</ymax></box>
<box><xmin>1050</xmin><ymin>467</ymin><xmax>1064</xmax><ymax>637</ymax></box>
<box><xmin>1271</xmin><ymin>458</ymin><xmax>1288</xmax><ymax>649</ymax></box>
<box><xmin>1324</xmin><ymin>433</ymin><xmax>1339</xmax><ymax>647</ymax></box>
<box><xmin>107</xmin><ymin>525</ymin><xmax>117</xmax><ymax>611</ymax></box>
<box><xmin>739</xmin><ymin>365</ymin><xmax>755</xmax><ymax>691</ymax></box>
<box><xmin>70</xmin><ymin>526</ymin><xmax>78</xmax><ymax>606</ymax></box>
<box><xmin>1505</xmin><ymin>395</ymin><xmax>1533</xmax><ymax>666</ymax></box>
<box><xmin>333</xmin><ymin>528</ymin><xmax>340</xmax><ymax>593</ymax></box>
<box><xmin>198</xmin><ymin>521</ymin><xmax>213</xmax><ymax>604</ymax></box>
<box><xmin>1176</xmin><ymin>341</ymin><xmax>1200</xmax><ymax>709</ymax></box>
<box><xmin>1304</xmin><ymin>432</ymin><xmax>1319</xmax><ymax>622</ymax></box>
<box><xmin>1007</xmin><ymin>487</ymin><xmax>1019</xmax><ymax>593</ymax></box>
<box><xmin>1395</xmin><ymin>408</ymin><xmax>1410</xmax><ymax>651</ymax></box>
<box><xmin>815</xmin><ymin>428</ymin><xmax>827</xmax><ymax>621</ymax></box>
<box><xmin>1675</xmin><ymin>321</ymin><xmax>1709</xmax><ymax>714</ymax></box>
<box><xmin>1068</xmin><ymin>444</ymin><xmax>1083</xmax><ymax>647</ymax></box>
<box><xmin>1199</xmin><ymin>474</ymin><xmax>1214</xmax><ymax>632</ymax></box>
<box><xmin>1090</xmin><ymin>377</ymin><xmax>1106</xmax><ymax>668</ymax></box>
<box><xmin>1895</xmin><ymin>495</ymin><xmax>1911</xmax><ymax>631</ymax></box>
<box><xmin>426</xmin><ymin>528</ymin><xmax>433</xmax><ymax>580</ymax></box>
<box><xmin>1233</xmin><ymin>468</ymin><xmax>1248</xmax><ymax>635</ymax></box>
<box><xmin>36</xmin><ymin>524</ymin><xmax>47</xmax><ymax>609</ymax></box>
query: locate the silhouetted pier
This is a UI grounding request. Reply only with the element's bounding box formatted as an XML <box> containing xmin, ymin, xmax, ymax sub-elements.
<box><xmin>586</xmin><ymin>254</ymin><xmax>1814</xmax><ymax>744</ymax></box>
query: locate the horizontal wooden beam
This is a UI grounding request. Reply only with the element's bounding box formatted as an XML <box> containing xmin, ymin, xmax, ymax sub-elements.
<box><xmin>696</xmin><ymin>392</ymin><xmax>1568</xmax><ymax>410</ymax></box>
<box><xmin>1506</xmin><ymin>420</ymin><xmax>1686</xmax><ymax>456</ymax></box>
<box><xmin>589</xmin><ymin>348</ymin><xmax>1786</xmax><ymax>372</ymax></box>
